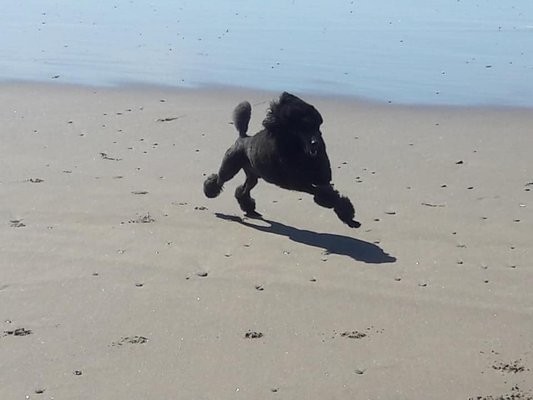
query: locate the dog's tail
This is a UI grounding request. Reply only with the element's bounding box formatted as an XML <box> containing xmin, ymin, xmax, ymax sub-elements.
<box><xmin>233</xmin><ymin>101</ymin><xmax>251</xmax><ymax>138</ymax></box>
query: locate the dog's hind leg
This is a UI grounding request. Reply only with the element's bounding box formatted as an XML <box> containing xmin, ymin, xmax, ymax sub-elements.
<box><xmin>235</xmin><ymin>169</ymin><xmax>261</xmax><ymax>218</ymax></box>
<box><xmin>203</xmin><ymin>144</ymin><xmax>245</xmax><ymax>198</ymax></box>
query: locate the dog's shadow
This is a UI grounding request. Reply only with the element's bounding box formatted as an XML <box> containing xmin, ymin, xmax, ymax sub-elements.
<box><xmin>215</xmin><ymin>213</ymin><xmax>396</xmax><ymax>264</ymax></box>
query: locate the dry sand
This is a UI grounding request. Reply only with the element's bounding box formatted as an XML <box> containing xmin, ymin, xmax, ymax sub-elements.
<box><xmin>1</xmin><ymin>82</ymin><xmax>532</xmax><ymax>399</ymax></box>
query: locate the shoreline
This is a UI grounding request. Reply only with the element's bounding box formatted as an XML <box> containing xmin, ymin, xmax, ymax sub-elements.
<box><xmin>3</xmin><ymin>79</ymin><xmax>533</xmax><ymax>112</ymax></box>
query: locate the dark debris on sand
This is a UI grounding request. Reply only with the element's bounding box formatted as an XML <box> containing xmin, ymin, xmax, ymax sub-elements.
<box><xmin>10</xmin><ymin>219</ymin><xmax>26</xmax><ymax>228</ymax></box>
<box><xmin>112</xmin><ymin>336</ymin><xmax>149</xmax><ymax>347</ymax></box>
<box><xmin>156</xmin><ymin>116</ymin><xmax>179</xmax><ymax>122</ymax></box>
<box><xmin>3</xmin><ymin>328</ymin><xmax>33</xmax><ymax>337</ymax></box>
<box><xmin>127</xmin><ymin>213</ymin><xmax>156</xmax><ymax>224</ymax></box>
<box><xmin>469</xmin><ymin>385</ymin><xmax>533</xmax><ymax>400</ymax></box>
<box><xmin>99</xmin><ymin>152</ymin><xmax>122</xmax><ymax>161</ymax></box>
<box><xmin>340</xmin><ymin>331</ymin><xmax>367</xmax><ymax>339</ymax></box>
<box><xmin>492</xmin><ymin>359</ymin><xmax>529</xmax><ymax>374</ymax></box>
<box><xmin>244</xmin><ymin>331</ymin><xmax>264</xmax><ymax>339</ymax></box>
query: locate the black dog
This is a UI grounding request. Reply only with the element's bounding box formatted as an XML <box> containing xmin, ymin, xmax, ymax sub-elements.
<box><xmin>203</xmin><ymin>92</ymin><xmax>360</xmax><ymax>228</ymax></box>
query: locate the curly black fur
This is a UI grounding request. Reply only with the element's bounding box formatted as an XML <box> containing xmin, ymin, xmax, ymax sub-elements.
<box><xmin>203</xmin><ymin>92</ymin><xmax>360</xmax><ymax>228</ymax></box>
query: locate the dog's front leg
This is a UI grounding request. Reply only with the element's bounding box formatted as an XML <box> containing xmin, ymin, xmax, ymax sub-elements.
<box><xmin>313</xmin><ymin>184</ymin><xmax>361</xmax><ymax>228</ymax></box>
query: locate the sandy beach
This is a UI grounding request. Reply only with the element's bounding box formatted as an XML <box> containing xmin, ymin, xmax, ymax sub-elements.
<box><xmin>1</xmin><ymin>82</ymin><xmax>532</xmax><ymax>399</ymax></box>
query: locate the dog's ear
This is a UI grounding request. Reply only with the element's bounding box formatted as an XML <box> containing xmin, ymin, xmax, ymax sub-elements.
<box><xmin>262</xmin><ymin>95</ymin><xmax>284</xmax><ymax>133</ymax></box>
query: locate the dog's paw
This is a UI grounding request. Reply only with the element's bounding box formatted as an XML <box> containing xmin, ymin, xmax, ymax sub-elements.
<box><xmin>333</xmin><ymin>195</ymin><xmax>359</xmax><ymax>227</ymax></box>
<box><xmin>244</xmin><ymin>210</ymin><xmax>263</xmax><ymax>219</ymax></box>
<box><xmin>346</xmin><ymin>219</ymin><xmax>361</xmax><ymax>228</ymax></box>
<box><xmin>204</xmin><ymin>174</ymin><xmax>222</xmax><ymax>198</ymax></box>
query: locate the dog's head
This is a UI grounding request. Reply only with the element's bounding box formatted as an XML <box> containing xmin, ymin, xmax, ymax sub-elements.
<box><xmin>263</xmin><ymin>92</ymin><xmax>325</xmax><ymax>158</ymax></box>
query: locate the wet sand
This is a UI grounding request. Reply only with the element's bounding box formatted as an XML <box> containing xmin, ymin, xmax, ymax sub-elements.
<box><xmin>1</xmin><ymin>83</ymin><xmax>532</xmax><ymax>399</ymax></box>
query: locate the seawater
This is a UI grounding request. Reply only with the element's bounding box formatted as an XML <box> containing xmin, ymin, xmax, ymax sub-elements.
<box><xmin>1</xmin><ymin>0</ymin><xmax>532</xmax><ymax>106</ymax></box>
